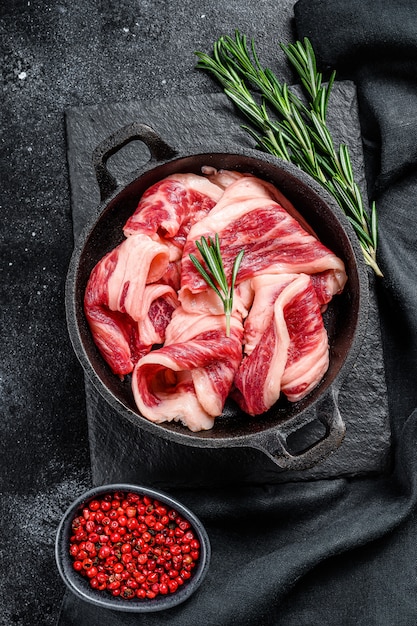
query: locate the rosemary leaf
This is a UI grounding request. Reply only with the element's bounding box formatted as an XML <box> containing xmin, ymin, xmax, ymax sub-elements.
<box><xmin>370</xmin><ymin>201</ymin><xmax>378</xmax><ymax>248</ymax></box>
<box><xmin>309</xmin><ymin>111</ymin><xmax>335</xmax><ymax>156</ymax></box>
<box><xmin>196</xmin><ymin>237</ymin><xmax>228</xmax><ymax>294</ymax></box>
<box><xmin>338</xmin><ymin>144</ymin><xmax>354</xmax><ymax>185</ymax></box>
<box><xmin>231</xmin><ymin>249</ymin><xmax>245</xmax><ymax>292</ymax></box>
<box><xmin>188</xmin><ymin>253</ymin><xmax>222</xmax><ymax>298</ymax></box>
<box><xmin>189</xmin><ymin>235</ymin><xmax>245</xmax><ymax>337</ymax></box>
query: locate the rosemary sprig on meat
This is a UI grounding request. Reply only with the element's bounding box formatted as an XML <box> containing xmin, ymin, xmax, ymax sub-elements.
<box><xmin>195</xmin><ymin>31</ymin><xmax>383</xmax><ymax>277</ymax></box>
<box><xmin>189</xmin><ymin>234</ymin><xmax>244</xmax><ymax>337</ymax></box>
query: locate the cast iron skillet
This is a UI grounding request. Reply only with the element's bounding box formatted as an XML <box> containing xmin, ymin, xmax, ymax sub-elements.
<box><xmin>66</xmin><ymin>122</ymin><xmax>369</xmax><ymax>472</ymax></box>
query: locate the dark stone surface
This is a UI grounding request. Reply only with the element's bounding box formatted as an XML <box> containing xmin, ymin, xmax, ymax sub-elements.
<box><xmin>0</xmin><ymin>2</ymin><xmax>297</xmax><ymax>624</ymax></box>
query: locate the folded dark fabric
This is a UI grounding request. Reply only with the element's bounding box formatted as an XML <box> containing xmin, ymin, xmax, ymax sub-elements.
<box><xmin>295</xmin><ymin>0</ymin><xmax>417</xmax><ymax>437</ymax></box>
<box><xmin>286</xmin><ymin>0</ymin><xmax>417</xmax><ymax>623</ymax></box>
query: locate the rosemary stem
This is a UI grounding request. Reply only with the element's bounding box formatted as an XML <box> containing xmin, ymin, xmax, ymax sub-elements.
<box><xmin>362</xmin><ymin>247</ymin><xmax>384</xmax><ymax>277</ymax></box>
<box><xmin>195</xmin><ymin>32</ymin><xmax>384</xmax><ymax>277</ymax></box>
<box><xmin>225</xmin><ymin>303</ymin><xmax>232</xmax><ymax>337</ymax></box>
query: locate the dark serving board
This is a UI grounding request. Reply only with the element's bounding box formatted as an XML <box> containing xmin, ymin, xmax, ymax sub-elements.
<box><xmin>65</xmin><ymin>85</ymin><xmax>391</xmax><ymax>486</ymax></box>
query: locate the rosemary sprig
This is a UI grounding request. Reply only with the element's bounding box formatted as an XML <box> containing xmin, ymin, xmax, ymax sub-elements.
<box><xmin>189</xmin><ymin>234</ymin><xmax>244</xmax><ymax>337</ymax></box>
<box><xmin>195</xmin><ymin>31</ymin><xmax>383</xmax><ymax>277</ymax></box>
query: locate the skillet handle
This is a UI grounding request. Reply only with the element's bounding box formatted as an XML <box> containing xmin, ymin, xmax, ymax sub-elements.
<box><xmin>252</xmin><ymin>387</ymin><xmax>346</xmax><ymax>471</ymax></box>
<box><xmin>92</xmin><ymin>122</ymin><xmax>178</xmax><ymax>202</ymax></box>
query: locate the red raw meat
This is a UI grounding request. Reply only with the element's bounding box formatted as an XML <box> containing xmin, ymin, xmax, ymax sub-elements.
<box><xmin>123</xmin><ymin>173</ymin><xmax>225</xmax><ymax>258</ymax></box>
<box><xmin>310</xmin><ymin>269</ymin><xmax>347</xmax><ymax>308</ymax></box>
<box><xmin>232</xmin><ymin>273</ymin><xmax>329</xmax><ymax>414</ymax></box>
<box><xmin>131</xmin><ymin>308</ymin><xmax>244</xmax><ymax>431</ymax></box>
<box><xmin>280</xmin><ymin>277</ymin><xmax>329</xmax><ymax>402</ymax></box>
<box><xmin>84</xmin><ymin>169</ymin><xmax>347</xmax><ymax>430</ymax></box>
<box><xmin>84</xmin><ymin>234</ymin><xmax>178</xmax><ymax>377</ymax></box>
<box><xmin>179</xmin><ymin>175</ymin><xmax>346</xmax><ymax>311</ymax></box>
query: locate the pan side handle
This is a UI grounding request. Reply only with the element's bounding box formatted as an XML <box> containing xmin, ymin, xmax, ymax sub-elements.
<box><xmin>251</xmin><ymin>387</ymin><xmax>346</xmax><ymax>471</ymax></box>
<box><xmin>92</xmin><ymin>122</ymin><xmax>178</xmax><ymax>202</ymax></box>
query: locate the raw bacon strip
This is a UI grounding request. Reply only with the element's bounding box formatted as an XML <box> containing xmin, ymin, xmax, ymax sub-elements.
<box><xmin>136</xmin><ymin>284</ymin><xmax>180</xmax><ymax>347</ymax></box>
<box><xmin>84</xmin><ymin>234</ymin><xmax>178</xmax><ymax>377</ymax></box>
<box><xmin>232</xmin><ymin>274</ymin><xmax>296</xmax><ymax>415</ymax></box>
<box><xmin>159</xmin><ymin>260</ymin><xmax>181</xmax><ymax>292</ymax></box>
<box><xmin>200</xmin><ymin>166</ymin><xmax>245</xmax><ymax>190</ymax></box>
<box><xmin>131</xmin><ymin>310</ymin><xmax>243</xmax><ymax>432</ymax></box>
<box><xmin>105</xmin><ymin>236</ymin><xmax>170</xmax><ymax>318</ymax></box>
<box><xmin>84</xmin><ymin>306</ymin><xmax>140</xmax><ymax>377</ymax></box>
<box><xmin>241</xmin><ymin>274</ymin><xmax>297</xmax><ymax>357</ymax></box>
<box><xmin>123</xmin><ymin>173</ymin><xmax>225</xmax><ymax>257</ymax></box>
<box><xmin>203</xmin><ymin>169</ymin><xmax>316</xmax><ymax>235</ymax></box>
<box><xmin>180</xmin><ymin>175</ymin><xmax>346</xmax><ymax>299</ymax></box>
<box><xmin>280</xmin><ymin>278</ymin><xmax>329</xmax><ymax>402</ymax></box>
<box><xmin>85</xmin><ymin>285</ymin><xmax>178</xmax><ymax>377</ymax></box>
<box><xmin>310</xmin><ymin>269</ymin><xmax>347</xmax><ymax>308</ymax></box>
<box><xmin>232</xmin><ymin>273</ymin><xmax>329</xmax><ymax>414</ymax></box>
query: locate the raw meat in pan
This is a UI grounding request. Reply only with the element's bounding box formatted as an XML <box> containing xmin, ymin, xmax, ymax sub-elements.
<box><xmin>83</xmin><ymin>170</ymin><xmax>244</xmax><ymax>378</ymax></box>
<box><xmin>84</xmin><ymin>234</ymin><xmax>178</xmax><ymax>377</ymax></box>
<box><xmin>280</xmin><ymin>276</ymin><xmax>329</xmax><ymax>402</ymax></box>
<box><xmin>179</xmin><ymin>174</ymin><xmax>346</xmax><ymax>307</ymax></box>
<box><xmin>310</xmin><ymin>269</ymin><xmax>347</xmax><ymax>308</ymax></box>
<box><xmin>232</xmin><ymin>273</ymin><xmax>329</xmax><ymax>414</ymax></box>
<box><xmin>84</xmin><ymin>168</ymin><xmax>347</xmax><ymax>431</ymax></box>
<box><xmin>131</xmin><ymin>308</ymin><xmax>244</xmax><ymax>432</ymax></box>
<box><xmin>123</xmin><ymin>172</ymin><xmax>225</xmax><ymax>258</ymax></box>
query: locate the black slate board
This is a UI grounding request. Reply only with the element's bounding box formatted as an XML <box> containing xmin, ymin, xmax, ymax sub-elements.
<box><xmin>65</xmin><ymin>87</ymin><xmax>391</xmax><ymax>486</ymax></box>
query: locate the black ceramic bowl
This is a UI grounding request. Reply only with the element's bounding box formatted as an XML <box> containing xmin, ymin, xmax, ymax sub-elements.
<box><xmin>55</xmin><ymin>483</ymin><xmax>211</xmax><ymax>612</ymax></box>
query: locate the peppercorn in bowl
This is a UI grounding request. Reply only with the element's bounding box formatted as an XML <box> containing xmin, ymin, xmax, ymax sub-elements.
<box><xmin>55</xmin><ymin>483</ymin><xmax>211</xmax><ymax>612</ymax></box>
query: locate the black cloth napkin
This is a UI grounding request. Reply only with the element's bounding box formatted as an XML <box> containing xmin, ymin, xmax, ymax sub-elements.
<box><xmin>59</xmin><ymin>2</ymin><xmax>417</xmax><ymax>624</ymax></box>
<box><xmin>294</xmin><ymin>0</ymin><xmax>417</xmax><ymax>438</ymax></box>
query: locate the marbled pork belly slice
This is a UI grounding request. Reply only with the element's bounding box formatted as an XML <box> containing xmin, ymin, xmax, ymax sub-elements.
<box><xmin>180</xmin><ymin>175</ymin><xmax>346</xmax><ymax>301</ymax></box>
<box><xmin>241</xmin><ymin>274</ymin><xmax>298</xmax><ymax>357</ymax></box>
<box><xmin>136</xmin><ymin>283</ymin><xmax>180</xmax><ymax>347</ymax></box>
<box><xmin>159</xmin><ymin>260</ymin><xmax>182</xmax><ymax>292</ymax></box>
<box><xmin>200</xmin><ymin>166</ymin><xmax>245</xmax><ymax>190</ymax></box>
<box><xmin>231</xmin><ymin>274</ymin><xmax>296</xmax><ymax>415</ymax></box>
<box><xmin>310</xmin><ymin>268</ymin><xmax>347</xmax><ymax>309</ymax></box>
<box><xmin>280</xmin><ymin>276</ymin><xmax>329</xmax><ymax>402</ymax></box>
<box><xmin>123</xmin><ymin>172</ymin><xmax>225</xmax><ymax>258</ymax></box>
<box><xmin>84</xmin><ymin>234</ymin><xmax>178</xmax><ymax>377</ymax></box>
<box><xmin>232</xmin><ymin>273</ymin><xmax>329</xmax><ymax>414</ymax></box>
<box><xmin>203</xmin><ymin>170</ymin><xmax>316</xmax><ymax>236</ymax></box>
<box><xmin>131</xmin><ymin>309</ymin><xmax>244</xmax><ymax>432</ymax></box>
